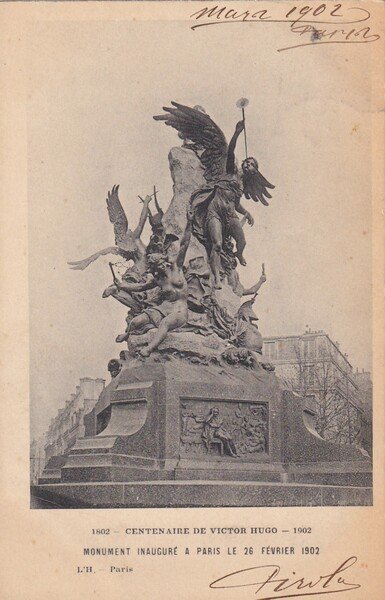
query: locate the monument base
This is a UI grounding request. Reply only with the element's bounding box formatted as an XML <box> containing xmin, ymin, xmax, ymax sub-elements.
<box><xmin>31</xmin><ymin>481</ymin><xmax>372</xmax><ymax>509</ymax></box>
<box><xmin>35</xmin><ymin>352</ymin><xmax>372</xmax><ymax>508</ymax></box>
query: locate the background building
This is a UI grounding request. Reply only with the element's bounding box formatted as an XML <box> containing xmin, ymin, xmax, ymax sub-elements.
<box><xmin>30</xmin><ymin>436</ymin><xmax>46</xmax><ymax>484</ymax></box>
<box><xmin>353</xmin><ymin>368</ymin><xmax>373</xmax><ymax>455</ymax></box>
<box><xmin>263</xmin><ymin>329</ymin><xmax>370</xmax><ymax>447</ymax></box>
<box><xmin>44</xmin><ymin>377</ymin><xmax>105</xmax><ymax>464</ymax></box>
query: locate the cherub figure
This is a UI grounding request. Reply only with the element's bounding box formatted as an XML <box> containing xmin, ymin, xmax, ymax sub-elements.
<box><xmin>68</xmin><ymin>185</ymin><xmax>151</xmax><ymax>274</ymax></box>
<box><xmin>154</xmin><ymin>102</ymin><xmax>274</xmax><ymax>288</ymax></box>
<box><xmin>113</xmin><ymin>209</ymin><xmax>193</xmax><ymax>357</ymax></box>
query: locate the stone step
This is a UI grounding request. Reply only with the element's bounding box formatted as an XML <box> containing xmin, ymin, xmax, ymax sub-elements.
<box><xmin>31</xmin><ymin>481</ymin><xmax>373</xmax><ymax>509</ymax></box>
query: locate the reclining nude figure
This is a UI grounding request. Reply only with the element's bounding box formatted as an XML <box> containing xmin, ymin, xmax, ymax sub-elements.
<box><xmin>113</xmin><ymin>210</ymin><xmax>193</xmax><ymax>357</ymax></box>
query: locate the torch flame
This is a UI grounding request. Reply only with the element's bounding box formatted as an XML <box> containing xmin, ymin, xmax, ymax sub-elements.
<box><xmin>236</xmin><ymin>97</ymin><xmax>249</xmax><ymax>109</ymax></box>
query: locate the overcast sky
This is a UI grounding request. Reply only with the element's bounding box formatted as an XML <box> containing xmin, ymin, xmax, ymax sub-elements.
<box><xmin>27</xmin><ymin>19</ymin><xmax>372</xmax><ymax>439</ymax></box>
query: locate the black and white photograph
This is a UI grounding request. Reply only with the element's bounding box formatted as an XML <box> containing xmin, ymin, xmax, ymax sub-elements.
<box><xmin>25</xmin><ymin>8</ymin><xmax>376</xmax><ymax>510</ymax></box>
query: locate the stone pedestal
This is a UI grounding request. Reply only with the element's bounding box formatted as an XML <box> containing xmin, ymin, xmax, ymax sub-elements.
<box><xmin>35</xmin><ymin>353</ymin><xmax>372</xmax><ymax>507</ymax></box>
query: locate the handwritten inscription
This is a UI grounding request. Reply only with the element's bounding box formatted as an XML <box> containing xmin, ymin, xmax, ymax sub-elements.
<box><xmin>209</xmin><ymin>556</ymin><xmax>360</xmax><ymax>598</ymax></box>
<box><xmin>190</xmin><ymin>4</ymin><xmax>380</xmax><ymax>52</ymax></box>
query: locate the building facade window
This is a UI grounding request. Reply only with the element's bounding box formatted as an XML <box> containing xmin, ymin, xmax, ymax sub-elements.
<box><xmin>264</xmin><ymin>342</ymin><xmax>277</xmax><ymax>360</ymax></box>
<box><xmin>304</xmin><ymin>364</ymin><xmax>315</xmax><ymax>387</ymax></box>
<box><xmin>303</xmin><ymin>338</ymin><xmax>315</xmax><ymax>358</ymax></box>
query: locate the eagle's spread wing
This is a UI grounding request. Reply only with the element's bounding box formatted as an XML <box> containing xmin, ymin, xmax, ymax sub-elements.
<box><xmin>154</xmin><ymin>102</ymin><xmax>228</xmax><ymax>182</ymax></box>
<box><xmin>106</xmin><ymin>184</ymin><xmax>128</xmax><ymax>245</ymax></box>
<box><xmin>67</xmin><ymin>247</ymin><xmax>121</xmax><ymax>270</ymax></box>
<box><xmin>242</xmin><ymin>169</ymin><xmax>275</xmax><ymax>206</ymax></box>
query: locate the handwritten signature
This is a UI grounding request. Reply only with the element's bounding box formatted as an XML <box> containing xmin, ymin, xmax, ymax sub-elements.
<box><xmin>209</xmin><ymin>556</ymin><xmax>361</xmax><ymax>599</ymax></box>
<box><xmin>190</xmin><ymin>4</ymin><xmax>380</xmax><ymax>52</ymax></box>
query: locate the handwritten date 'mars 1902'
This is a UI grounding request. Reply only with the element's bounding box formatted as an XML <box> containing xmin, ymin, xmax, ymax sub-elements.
<box><xmin>209</xmin><ymin>556</ymin><xmax>361</xmax><ymax>600</ymax></box>
<box><xmin>190</xmin><ymin>3</ymin><xmax>380</xmax><ymax>52</ymax></box>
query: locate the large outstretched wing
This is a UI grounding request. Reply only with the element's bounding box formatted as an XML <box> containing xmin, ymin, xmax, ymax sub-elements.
<box><xmin>106</xmin><ymin>184</ymin><xmax>128</xmax><ymax>245</ymax></box>
<box><xmin>242</xmin><ymin>169</ymin><xmax>275</xmax><ymax>206</ymax></box>
<box><xmin>154</xmin><ymin>102</ymin><xmax>228</xmax><ymax>182</ymax></box>
<box><xmin>67</xmin><ymin>247</ymin><xmax>121</xmax><ymax>270</ymax></box>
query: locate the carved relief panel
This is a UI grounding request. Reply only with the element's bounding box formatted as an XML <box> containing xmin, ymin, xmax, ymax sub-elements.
<box><xmin>180</xmin><ymin>399</ymin><xmax>269</xmax><ymax>459</ymax></box>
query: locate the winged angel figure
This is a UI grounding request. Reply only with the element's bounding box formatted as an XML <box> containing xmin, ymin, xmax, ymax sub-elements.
<box><xmin>154</xmin><ymin>102</ymin><xmax>274</xmax><ymax>289</ymax></box>
<box><xmin>68</xmin><ymin>185</ymin><xmax>151</xmax><ymax>274</ymax></box>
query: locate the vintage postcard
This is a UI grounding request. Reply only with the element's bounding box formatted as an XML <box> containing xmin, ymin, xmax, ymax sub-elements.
<box><xmin>0</xmin><ymin>1</ymin><xmax>384</xmax><ymax>598</ymax></box>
